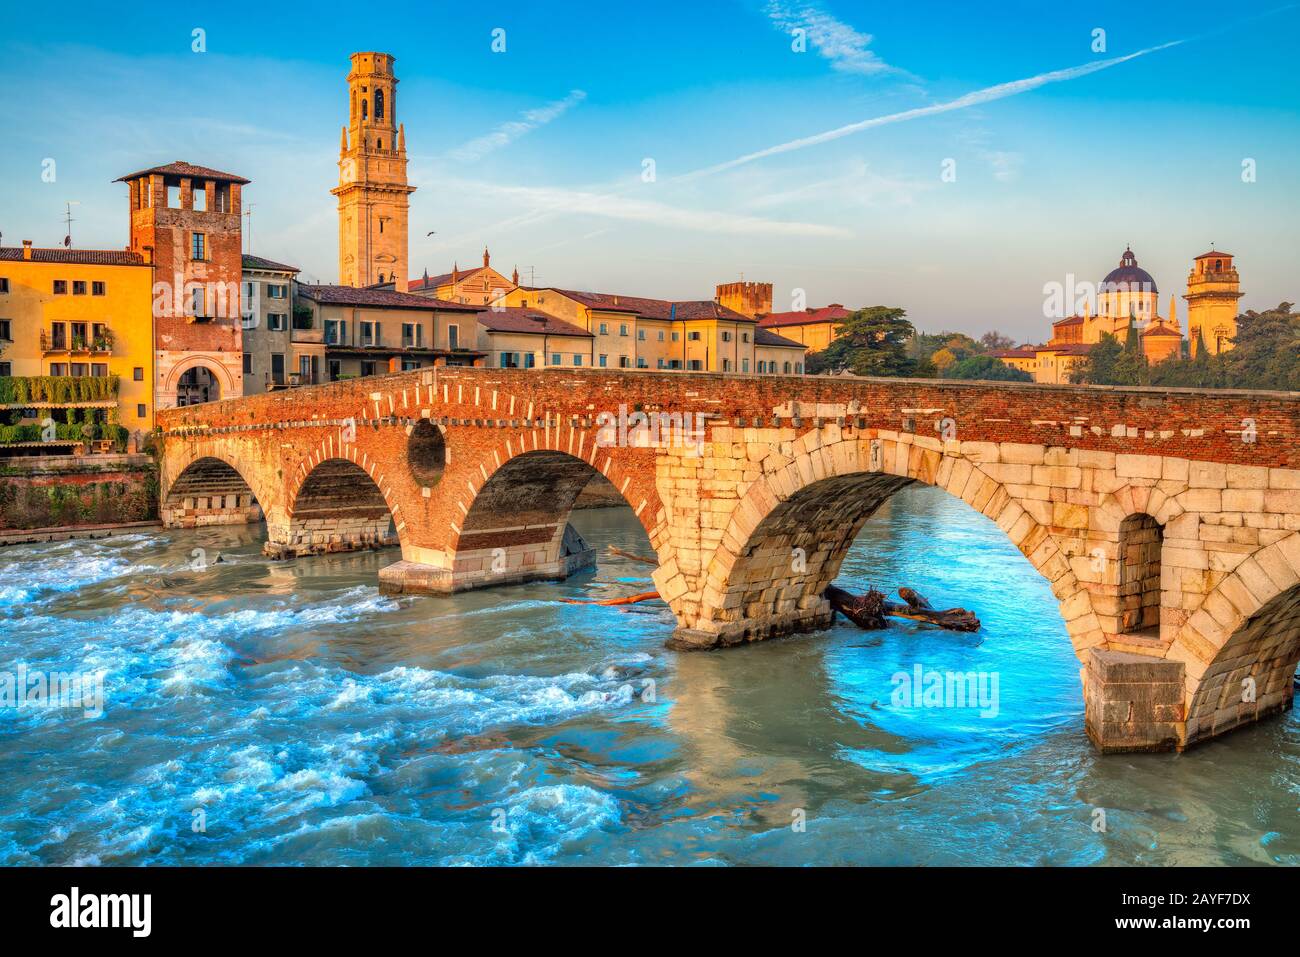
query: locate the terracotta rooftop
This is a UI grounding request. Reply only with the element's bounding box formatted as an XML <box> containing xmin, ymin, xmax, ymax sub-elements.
<box><xmin>526</xmin><ymin>288</ymin><xmax>755</xmax><ymax>323</ymax></box>
<box><xmin>0</xmin><ymin>246</ymin><xmax>147</xmax><ymax>266</ymax></box>
<box><xmin>242</xmin><ymin>254</ymin><xmax>299</xmax><ymax>274</ymax></box>
<box><xmin>1053</xmin><ymin>315</ymin><xmax>1085</xmax><ymax>326</ymax></box>
<box><xmin>758</xmin><ymin>304</ymin><xmax>853</xmax><ymax>329</ymax></box>
<box><xmin>114</xmin><ymin>161</ymin><xmax>250</xmax><ymax>185</ymax></box>
<box><xmin>297</xmin><ymin>284</ymin><xmax>480</xmax><ymax>311</ymax></box>
<box><xmin>1194</xmin><ymin>249</ymin><xmax>1234</xmax><ymax>260</ymax></box>
<box><xmin>1142</xmin><ymin>321</ymin><xmax>1183</xmax><ymax>337</ymax></box>
<box><xmin>474</xmin><ymin>306</ymin><xmax>593</xmax><ymax>338</ymax></box>
<box><xmin>754</xmin><ymin>327</ymin><xmax>804</xmax><ymax>349</ymax></box>
<box><xmin>408</xmin><ymin>265</ymin><xmax>488</xmax><ymax>291</ymax></box>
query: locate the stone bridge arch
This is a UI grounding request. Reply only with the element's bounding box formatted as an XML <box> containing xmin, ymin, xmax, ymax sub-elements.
<box><xmin>273</xmin><ymin>449</ymin><xmax>406</xmax><ymax>559</ymax></box>
<box><xmin>377</xmin><ymin>422</ymin><xmax>666</xmax><ymax>595</ymax></box>
<box><xmin>160</xmin><ymin>437</ymin><xmax>284</xmax><ymax>530</ymax></box>
<box><xmin>672</xmin><ymin>430</ymin><xmax>1087</xmax><ymax>650</ymax></box>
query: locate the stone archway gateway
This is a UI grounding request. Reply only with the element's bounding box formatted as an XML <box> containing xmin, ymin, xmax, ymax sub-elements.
<box><xmin>156</xmin><ymin>366</ymin><xmax>1300</xmax><ymax>753</ymax></box>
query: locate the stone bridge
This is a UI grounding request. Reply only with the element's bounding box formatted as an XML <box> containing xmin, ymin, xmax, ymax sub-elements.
<box><xmin>156</xmin><ymin>367</ymin><xmax>1300</xmax><ymax>754</ymax></box>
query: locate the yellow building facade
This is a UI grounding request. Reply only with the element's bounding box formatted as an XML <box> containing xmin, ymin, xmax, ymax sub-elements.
<box><xmin>755</xmin><ymin>304</ymin><xmax>851</xmax><ymax>352</ymax></box>
<box><xmin>0</xmin><ymin>243</ymin><xmax>155</xmax><ymax>440</ymax></box>
<box><xmin>502</xmin><ymin>286</ymin><xmax>805</xmax><ymax>373</ymax></box>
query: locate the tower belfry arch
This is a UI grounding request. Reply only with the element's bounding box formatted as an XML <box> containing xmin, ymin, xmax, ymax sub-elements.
<box><xmin>331</xmin><ymin>51</ymin><xmax>414</xmax><ymax>290</ymax></box>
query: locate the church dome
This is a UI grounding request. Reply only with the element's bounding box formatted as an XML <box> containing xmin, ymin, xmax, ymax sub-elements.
<box><xmin>1100</xmin><ymin>247</ymin><xmax>1157</xmax><ymax>294</ymax></box>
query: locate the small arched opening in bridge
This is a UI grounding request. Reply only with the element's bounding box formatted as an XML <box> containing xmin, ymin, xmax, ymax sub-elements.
<box><xmin>162</xmin><ymin>455</ymin><xmax>262</xmax><ymax>528</ymax></box>
<box><xmin>449</xmin><ymin>449</ymin><xmax>655</xmax><ymax>592</ymax></box>
<box><xmin>407</xmin><ymin>420</ymin><xmax>447</xmax><ymax>488</ymax></box>
<box><xmin>280</xmin><ymin>458</ymin><xmax>399</xmax><ymax>559</ymax></box>
<box><xmin>177</xmin><ymin>366</ymin><xmax>221</xmax><ymax>406</ymax></box>
<box><xmin>164</xmin><ymin>358</ymin><xmax>236</xmax><ymax>409</ymax></box>
<box><xmin>1117</xmin><ymin>513</ymin><xmax>1163</xmax><ymax>636</ymax></box>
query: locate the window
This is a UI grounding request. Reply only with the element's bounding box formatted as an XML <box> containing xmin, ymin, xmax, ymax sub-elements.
<box><xmin>742</xmin><ymin>332</ymin><xmax>749</xmax><ymax>343</ymax></box>
<box><xmin>721</xmin><ymin>331</ymin><xmax>731</xmax><ymax>342</ymax></box>
<box><xmin>525</xmin><ymin>352</ymin><xmax>536</xmax><ymax>368</ymax></box>
<box><xmin>402</xmin><ymin>322</ymin><xmax>422</xmax><ymax>348</ymax></box>
<box><xmin>137</xmin><ymin>404</ymin><xmax>146</xmax><ymax>418</ymax></box>
<box><xmin>53</xmin><ymin>280</ymin><xmax>67</xmax><ymax>295</ymax></box>
<box><xmin>215</xmin><ymin>183</ymin><xmax>230</xmax><ymax>213</ymax></box>
<box><xmin>167</xmin><ymin>185</ymin><xmax>180</xmax><ymax>208</ymax></box>
<box><xmin>192</xmin><ymin>184</ymin><xmax>207</xmax><ymax>211</ymax></box>
<box><xmin>795</xmin><ymin>362</ymin><xmax>803</xmax><ymax>374</ymax></box>
<box><xmin>324</xmin><ymin>319</ymin><xmax>345</xmax><ymax>345</ymax></box>
<box><xmin>637</xmin><ymin>329</ymin><xmax>646</xmax><ymax>341</ymax></box>
<box><xmin>668</xmin><ymin>359</ymin><xmax>682</xmax><ymax>370</ymax></box>
<box><xmin>190</xmin><ymin>286</ymin><xmax>206</xmax><ymax>317</ymax></box>
<box><xmin>598</xmin><ymin>354</ymin><xmax>607</xmax><ymax>368</ymax></box>
<box><xmin>191</xmin><ymin>232</ymin><xmax>206</xmax><ymax>260</ymax></box>
<box><xmin>671</xmin><ymin>331</ymin><xmax>679</xmax><ymax>342</ymax></box>
<box><xmin>657</xmin><ymin>331</ymin><xmax>665</xmax><ymax>341</ymax></box>
<box><xmin>722</xmin><ymin>358</ymin><xmax>732</xmax><ymax>372</ymax></box>
<box><xmin>91</xmin><ymin>363</ymin><xmax>108</xmax><ymax>377</ymax></box>
<box><xmin>361</xmin><ymin>360</ymin><xmax>376</xmax><ymax>377</ymax></box>
<box><xmin>500</xmin><ymin>353</ymin><xmax>518</xmax><ymax>368</ymax></box>
<box><xmin>268</xmin><ymin>313</ymin><xmax>287</xmax><ymax>331</ymax></box>
<box><xmin>447</xmin><ymin>325</ymin><xmax>459</xmax><ymax>349</ymax></box>
<box><xmin>328</xmin><ymin>359</ymin><xmax>341</xmax><ymax>381</ymax></box>
<box><xmin>0</xmin><ymin>320</ymin><xmax>9</xmax><ymax>341</ymax></box>
<box><xmin>0</xmin><ymin>278</ymin><xmax>9</xmax><ymax>293</ymax></box>
<box><xmin>92</xmin><ymin>281</ymin><xmax>105</xmax><ymax>296</ymax></box>
<box><xmin>657</xmin><ymin>358</ymin><xmax>665</xmax><ymax>369</ymax></box>
<box><xmin>70</xmin><ymin>322</ymin><xmax>88</xmax><ymax>347</ymax></box>
<box><xmin>267</xmin><ymin>284</ymin><xmax>287</xmax><ymax>299</ymax></box>
<box><xmin>401</xmin><ymin>359</ymin><xmax>420</xmax><ymax>371</ymax></box>
<box><xmin>619</xmin><ymin>324</ymin><xmax>628</xmax><ymax>337</ymax></box>
<box><xmin>618</xmin><ymin>356</ymin><xmax>630</xmax><ymax>368</ymax></box>
<box><xmin>758</xmin><ymin>361</ymin><xmax>767</xmax><ymax>373</ymax></box>
<box><xmin>243</xmin><ymin>353</ymin><xmax>253</xmax><ymax>374</ymax></box>
<box><xmin>271</xmin><ymin>353</ymin><xmax>285</xmax><ymax>384</ymax></box>
<box><xmin>572</xmin><ymin>355</ymin><xmax>582</xmax><ymax>366</ymax></box>
<box><xmin>0</xmin><ymin>362</ymin><xmax>10</xmax><ymax>376</ymax></box>
<box><xmin>70</xmin><ymin>363</ymin><xmax>87</xmax><ymax>376</ymax></box>
<box><xmin>360</xmin><ymin>321</ymin><xmax>378</xmax><ymax>346</ymax></box>
<box><xmin>73</xmin><ymin>280</ymin><xmax>87</xmax><ymax>296</ymax></box>
<box><xmin>742</xmin><ymin>358</ymin><xmax>749</xmax><ymax>372</ymax></box>
<box><xmin>50</xmin><ymin>363</ymin><xmax>68</xmax><ymax>375</ymax></box>
<box><xmin>375</xmin><ymin>88</ymin><xmax>385</xmax><ymax>120</ymax></box>
<box><xmin>688</xmin><ymin>359</ymin><xmax>702</xmax><ymax>371</ymax></box>
<box><xmin>551</xmin><ymin>353</ymin><xmax>561</xmax><ymax>366</ymax></box>
<box><xmin>783</xmin><ymin>362</ymin><xmax>792</xmax><ymax>373</ymax></box>
<box><xmin>598</xmin><ymin>323</ymin><xmax>608</xmax><ymax>335</ymax></box>
<box><xmin>636</xmin><ymin>357</ymin><xmax>647</xmax><ymax>368</ymax></box>
<box><xmin>688</xmin><ymin>331</ymin><xmax>701</xmax><ymax>341</ymax></box>
<box><xmin>133</xmin><ymin>367</ymin><xmax>144</xmax><ymax>381</ymax></box>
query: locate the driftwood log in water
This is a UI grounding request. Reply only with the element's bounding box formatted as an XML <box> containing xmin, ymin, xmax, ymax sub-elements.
<box><xmin>826</xmin><ymin>585</ymin><xmax>980</xmax><ymax>632</ymax></box>
<box><xmin>606</xmin><ymin>546</ymin><xmax>658</xmax><ymax>566</ymax></box>
<box><xmin>560</xmin><ymin>591</ymin><xmax>660</xmax><ymax>606</ymax></box>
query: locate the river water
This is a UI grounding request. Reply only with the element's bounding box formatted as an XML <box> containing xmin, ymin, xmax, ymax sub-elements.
<box><xmin>1</xmin><ymin>485</ymin><xmax>1295</xmax><ymax>866</ymax></box>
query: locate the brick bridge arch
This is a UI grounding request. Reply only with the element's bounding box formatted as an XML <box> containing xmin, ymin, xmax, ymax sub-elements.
<box><xmin>156</xmin><ymin>367</ymin><xmax>1300</xmax><ymax>753</ymax></box>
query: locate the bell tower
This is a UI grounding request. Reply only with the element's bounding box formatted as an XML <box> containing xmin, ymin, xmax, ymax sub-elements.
<box><xmin>1184</xmin><ymin>249</ymin><xmax>1243</xmax><ymax>357</ymax></box>
<box><xmin>332</xmin><ymin>52</ymin><xmax>414</xmax><ymax>289</ymax></box>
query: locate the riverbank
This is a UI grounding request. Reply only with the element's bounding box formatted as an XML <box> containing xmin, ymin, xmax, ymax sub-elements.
<box><xmin>0</xmin><ymin>453</ymin><xmax>157</xmax><ymax>533</ymax></box>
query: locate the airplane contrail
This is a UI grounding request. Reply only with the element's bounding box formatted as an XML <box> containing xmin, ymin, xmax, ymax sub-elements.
<box><xmin>675</xmin><ymin>39</ymin><xmax>1186</xmax><ymax>182</ymax></box>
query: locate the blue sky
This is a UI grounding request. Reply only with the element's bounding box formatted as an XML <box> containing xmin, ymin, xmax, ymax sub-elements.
<box><xmin>1</xmin><ymin>0</ymin><xmax>1296</xmax><ymax>341</ymax></box>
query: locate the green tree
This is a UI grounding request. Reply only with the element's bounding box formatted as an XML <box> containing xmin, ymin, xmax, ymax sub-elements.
<box><xmin>944</xmin><ymin>354</ymin><xmax>1033</xmax><ymax>382</ymax></box>
<box><xmin>1070</xmin><ymin>333</ymin><xmax>1123</xmax><ymax>384</ymax></box>
<box><xmin>806</xmin><ymin>306</ymin><xmax>922</xmax><ymax>377</ymax></box>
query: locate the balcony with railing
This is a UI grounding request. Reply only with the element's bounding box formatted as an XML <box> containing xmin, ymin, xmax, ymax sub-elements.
<box><xmin>41</xmin><ymin>328</ymin><xmax>114</xmax><ymax>355</ymax></box>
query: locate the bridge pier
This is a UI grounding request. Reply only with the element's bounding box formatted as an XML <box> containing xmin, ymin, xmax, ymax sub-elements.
<box><xmin>378</xmin><ymin>523</ymin><xmax>595</xmax><ymax>594</ymax></box>
<box><xmin>1084</xmin><ymin>649</ymin><xmax>1186</xmax><ymax>752</ymax></box>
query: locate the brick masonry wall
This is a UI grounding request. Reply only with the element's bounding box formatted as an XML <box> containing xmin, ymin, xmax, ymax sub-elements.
<box><xmin>0</xmin><ymin>454</ymin><xmax>158</xmax><ymax>530</ymax></box>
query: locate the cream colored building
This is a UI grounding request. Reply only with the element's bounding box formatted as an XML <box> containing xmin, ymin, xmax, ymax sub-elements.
<box><xmin>408</xmin><ymin>249</ymin><xmax>518</xmax><ymax>305</ymax></box>
<box><xmin>474</xmin><ymin>306</ymin><xmax>594</xmax><ymax>368</ymax></box>
<box><xmin>297</xmin><ymin>284</ymin><xmax>484</xmax><ymax>380</ymax></box>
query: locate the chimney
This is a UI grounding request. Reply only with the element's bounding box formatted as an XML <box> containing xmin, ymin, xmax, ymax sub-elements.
<box><xmin>22</xmin><ymin>240</ymin><xmax>32</xmax><ymax>260</ymax></box>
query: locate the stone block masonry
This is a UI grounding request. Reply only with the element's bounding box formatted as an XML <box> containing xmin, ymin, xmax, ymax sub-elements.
<box><xmin>157</xmin><ymin>367</ymin><xmax>1300</xmax><ymax>753</ymax></box>
<box><xmin>0</xmin><ymin>454</ymin><xmax>158</xmax><ymax>531</ymax></box>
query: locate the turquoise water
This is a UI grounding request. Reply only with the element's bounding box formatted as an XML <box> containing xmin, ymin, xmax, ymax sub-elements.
<box><xmin>0</xmin><ymin>485</ymin><xmax>1296</xmax><ymax>866</ymax></box>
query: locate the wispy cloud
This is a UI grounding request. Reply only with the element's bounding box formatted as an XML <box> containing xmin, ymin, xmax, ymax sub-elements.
<box><xmin>765</xmin><ymin>1</ymin><xmax>892</xmax><ymax>75</ymax></box>
<box><xmin>446</xmin><ymin>90</ymin><xmax>587</xmax><ymax>162</ymax></box>
<box><xmin>429</xmin><ymin>176</ymin><xmax>851</xmax><ymax>241</ymax></box>
<box><xmin>679</xmin><ymin>40</ymin><xmax>1184</xmax><ymax>181</ymax></box>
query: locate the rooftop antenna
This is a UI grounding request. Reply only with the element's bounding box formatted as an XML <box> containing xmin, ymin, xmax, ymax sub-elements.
<box><xmin>62</xmin><ymin>201</ymin><xmax>80</xmax><ymax>248</ymax></box>
<box><xmin>243</xmin><ymin>204</ymin><xmax>255</xmax><ymax>254</ymax></box>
